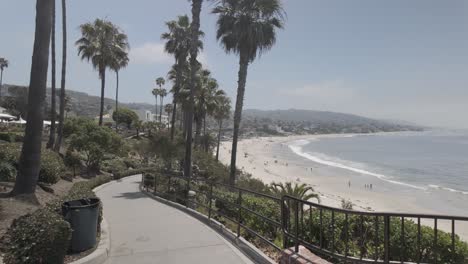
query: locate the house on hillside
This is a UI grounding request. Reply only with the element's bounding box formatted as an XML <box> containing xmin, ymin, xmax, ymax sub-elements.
<box><xmin>136</xmin><ymin>110</ymin><xmax>169</xmax><ymax>125</ymax></box>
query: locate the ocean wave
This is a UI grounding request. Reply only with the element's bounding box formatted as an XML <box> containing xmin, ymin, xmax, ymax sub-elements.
<box><xmin>288</xmin><ymin>144</ymin><xmax>426</xmax><ymax>190</ymax></box>
<box><xmin>428</xmin><ymin>184</ymin><xmax>468</xmax><ymax>195</ymax></box>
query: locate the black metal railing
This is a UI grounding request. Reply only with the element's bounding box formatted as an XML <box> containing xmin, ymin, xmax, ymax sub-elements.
<box><xmin>142</xmin><ymin>173</ymin><xmax>468</xmax><ymax>264</ymax></box>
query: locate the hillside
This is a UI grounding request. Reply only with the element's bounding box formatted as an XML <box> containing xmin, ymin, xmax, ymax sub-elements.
<box><xmin>239</xmin><ymin>109</ymin><xmax>422</xmax><ymax>135</ymax></box>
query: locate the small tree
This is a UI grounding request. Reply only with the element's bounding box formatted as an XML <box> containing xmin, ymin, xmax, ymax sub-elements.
<box><xmin>68</xmin><ymin>119</ymin><xmax>122</xmax><ymax>173</ymax></box>
<box><xmin>112</xmin><ymin>107</ymin><xmax>139</xmax><ymax>129</ymax></box>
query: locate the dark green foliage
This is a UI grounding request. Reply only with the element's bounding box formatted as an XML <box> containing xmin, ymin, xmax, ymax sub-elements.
<box><xmin>0</xmin><ymin>161</ymin><xmax>16</xmax><ymax>182</ymax></box>
<box><xmin>0</xmin><ymin>132</ymin><xmax>23</xmax><ymax>142</ymax></box>
<box><xmin>67</xmin><ymin>118</ymin><xmax>123</xmax><ymax>171</ymax></box>
<box><xmin>296</xmin><ymin>211</ymin><xmax>468</xmax><ymax>263</ymax></box>
<box><xmin>39</xmin><ymin>149</ymin><xmax>66</xmax><ymax>184</ymax></box>
<box><xmin>64</xmin><ymin>150</ymin><xmax>82</xmax><ymax>176</ymax></box>
<box><xmin>193</xmin><ymin>149</ymin><xmax>230</xmax><ymax>181</ymax></box>
<box><xmin>0</xmin><ymin>143</ymin><xmax>65</xmax><ymax>184</ymax></box>
<box><xmin>3</xmin><ymin>208</ymin><xmax>72</xmax><ymax>264</ymax></box>
<box><xmin>112</xmin><ymin>107</ymin><xmax>139</xmax><ymax>129</ymax></box>
<box><xmin>113</xmin><ymin>167</ymin><xmax>156</xmax><ymax>180</ymax></box>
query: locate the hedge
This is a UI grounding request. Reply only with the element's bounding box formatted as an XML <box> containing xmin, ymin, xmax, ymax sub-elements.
<box><xmin>3</xmin><ymin>209</ymin><xmax>72</xmax><ymax>264</ymax></box>
<box><xmin>0</xmin><ymin>144</ymin><xmax>66</xmax><ymax>184</ymax></box>
<box><xmin>0</xmin><ymin>132</ymin><xmax>23</xmax><ymax>143</ymax></box>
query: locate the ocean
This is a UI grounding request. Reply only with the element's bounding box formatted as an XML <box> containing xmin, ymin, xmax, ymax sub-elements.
<box><xmin>286</xmin><ymin>130</ymin><xmax>468</xmax><ymax>215</ymax></box>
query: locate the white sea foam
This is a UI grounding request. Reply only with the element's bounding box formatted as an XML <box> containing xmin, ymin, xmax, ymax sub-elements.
<box><xmin>428</xmin><ymin>184</ymin><xmax>468</xmax><ymax>195</ymax></box>
<box><xmin>288</xmin><ymin>142</ymin><xmax>426</xmax><ymax>190</ymax></box>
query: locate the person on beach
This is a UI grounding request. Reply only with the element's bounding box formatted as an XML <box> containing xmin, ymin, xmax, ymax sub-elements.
<box><xmin>348</xmin><ymin>181</ymin><xmax>351</xmax><ymax>188</ymax></box>
<box><xmin>370</xmin><ymin>184</ymin><xmax>373</xmax><ymax>190</ymax></box>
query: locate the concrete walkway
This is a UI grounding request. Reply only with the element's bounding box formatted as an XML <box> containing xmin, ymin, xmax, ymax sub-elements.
<box><xmin>96</xmin><ymin>175</ymin><xmax>254</xmax><ymax>264</ymax></box>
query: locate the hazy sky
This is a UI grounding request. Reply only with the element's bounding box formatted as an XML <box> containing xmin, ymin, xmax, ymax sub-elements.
<box><xmin>1</xmin><ymin>0</ymin><xmax>467</xmax><ymax>128</ymax></box>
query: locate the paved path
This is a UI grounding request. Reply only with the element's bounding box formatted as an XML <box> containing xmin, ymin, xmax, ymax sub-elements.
<box><xmin>97</xmin><ymin>175</ymin><xmax>254</xmax><ymax>264</ymax></box>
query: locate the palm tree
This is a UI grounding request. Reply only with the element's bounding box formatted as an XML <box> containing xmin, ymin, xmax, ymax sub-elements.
<box><xmin>54</xmin><ymin>0</ymin><xmax>67</xmax><ymax>152</ymax></box>
<box><xmin>269</xmin><ymin>182</ymin><xmax>320</xmax><ymax>202</ymax></box>
<box><xmin>76</xmin><ymin>19</ymin><xmax>128</xmax><ymax>126</ymax></box>
<box><xmin>110</xmin><ymin>43</ymin><xmax>130</xmax><ymax>112</ymax></box>
<box><xmin>184</xmin><ymin>0</ymin><xmax>204</xmax><ymax>179</ymax></box>
<box><xmin>11</xmin><ymin>0</ymin><xmax>53</xmax><ymax>196</ymax></box>
<box><xmin>0</xmin><ymin>57</ymin><xmax>9</xmax><ymax>99</ymax></box>
<box><xmin>162</xmin><ymin>15</ymin><xmax>201</xmax><ymax>141</ymax></box>
<box><xmin>46</xmin><ymin>0</ymin><xmax>57</xmax><ymax>149</ymax></box>
<box><xmin>164</xmin><ymin>103</ymin><xmax>173</xmax><ymax>129</ymax></box>
<box><xmin>214</xmin><ymin>95</ymin><xmax>231</xmax><ymax>161</ymax></box>
<box><xmin>213</xmin><ymin>0</ymin><xmax>285</xmax><ymax>184</ymax></box>
<box><xmin>155</xmin><ymin>77</ymin><xmax>165</xmax><ymax>119</ymax></box>
<box><xmin>159</xmin><ymin>88</ymin><xmax>167</xmax><ymax>123</ymax></box>
<box><xmin>151</xmin><ymin>88</ymin><xmax>158</xmax><ymax>121</ymax></box>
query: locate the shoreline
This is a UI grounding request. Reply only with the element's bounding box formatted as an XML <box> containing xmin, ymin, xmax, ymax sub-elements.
<box><xmin>217</xmin><ymin>133</ymin><xmax>468</xmax><ymax>238</ymax></box>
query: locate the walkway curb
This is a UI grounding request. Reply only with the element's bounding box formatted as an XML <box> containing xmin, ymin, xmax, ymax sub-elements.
<box><xmin>139</xmin><ymin>182</ymin><xmax>276</xmax><ymax>264</ymax></box>
<box><xmin>69</xmin><ymin>180</ymin><xmax>115</xmax><ymax>264</ymax></box>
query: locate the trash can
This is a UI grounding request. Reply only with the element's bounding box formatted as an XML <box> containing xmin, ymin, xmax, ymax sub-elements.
<box><xmin>62</xmin><ymin>198</ymin><xmax>100</xmax><ymax>253</ymax></box>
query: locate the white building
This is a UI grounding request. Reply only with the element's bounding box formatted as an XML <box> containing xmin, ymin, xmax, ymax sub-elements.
<box><xmin>137</xmin><ymin>110</ymin><xmax>169</xmax><ymax>125</ymax></box>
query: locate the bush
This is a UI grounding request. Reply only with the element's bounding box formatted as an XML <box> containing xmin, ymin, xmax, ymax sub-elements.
<box><xmin>0</xmin><ymin>161</ymin><xmax>16</xmax><ymax>182</ymax></box>
<box><xmin>3</xmin><ymin>208</ymin><xmax>72</xmax><ymax>264</ymax></box>
<box><xmin>0</xmin><ymin>144</ymin><xmax>66</xmax><ymax>184</ymax></box>
<box><xmin>0</xmin><ymin>143</ymin><xmax>21</xmax><ymax>165</ymax></box>
<box><xmin>67</xmin><ymin>118</ymin><xmax>123</xmax><ymax>172</ymax></box>
<box><xmin>39</xmin><ymin>149</ymin><xmax>66</xmax><ymax>184</ymax></box>
<box><xmin>64</xmin><ymin>150</ymin><xmax>82</xmax><ymax>176</ymax></box>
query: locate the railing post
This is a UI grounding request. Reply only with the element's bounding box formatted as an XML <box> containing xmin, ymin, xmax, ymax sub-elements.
<box><xmin>384</xmin><ymin>215</ymin><xmax>390</xmax><ymax>263</ymax></box>
<box><xmin>295</xmin><ymin>200</ymin><xmax>299</xmax><ymax>253</ymax></box>
<box><xmin>208</xmin><ymin>182</ymin><xmax>213</xmax><ymax>220</ymax></box>
<box><xmin>186</xmin><ymin>178</ymin><xmax>190</xmax><ymax>208</ymax></box>
<box><xmin>281</xmin><ymin>197</ymin><xmax>287</xmax><ymax>249</ymax></box>
<box><xmin>237</xmin><ymin>189</ymin><xmax>242</xmax><ymax>237</ymax></box>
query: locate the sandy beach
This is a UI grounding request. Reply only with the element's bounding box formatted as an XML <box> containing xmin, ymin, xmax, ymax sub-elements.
<box><xmin>218</xmin><ymin>134</ymin><xmax>468</xmax><ymax>238</ymax></box>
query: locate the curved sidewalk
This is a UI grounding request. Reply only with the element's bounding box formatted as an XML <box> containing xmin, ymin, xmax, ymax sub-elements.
<box><xmin>96</xmin><ymin>175</ymin><xmax>254</xmax><ymax>264</ymax></box>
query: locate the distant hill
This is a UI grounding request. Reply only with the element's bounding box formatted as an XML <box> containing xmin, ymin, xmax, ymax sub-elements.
<box><xmin>239</xmin><ymin>109</ymin><xmax>422</xmax><ymax>135</ymax></box>
<box><xmin>63</xmin><ymin>89</ymin><xmax>155</xmax><ymax>118</ymax></box>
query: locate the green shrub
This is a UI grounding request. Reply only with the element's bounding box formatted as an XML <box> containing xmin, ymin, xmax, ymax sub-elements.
<box><xmin>0</xmin><ymin>161</ymin><xmax>16</xmax><ymax>182</ymax></box>
<box><xmin>0</xmin><ymin>143</ymin><xmax>21</xmax><ymax>165</ymax></box>
<box><xmin>0</xmin><ymin>144</ymin><xmax>65</xmax><ymax>184</ymax></box>
<box><xmin>64</xmin><ymin>150</ymin><xmax>82</xmax><ymax>176</ymax></box>
<box><xmin>3</xmin><ymin>208</ymin><xmax>72</xmax><ymax>264</ymax></box>
<box><xmin>67</xmin><ymin>118</ymin><xmax>123</xmax><ymax>172</ymax></box>
<box><xmin>0</xmin><ymin>132</ymin><xmax>23</xmax><ymax>142</ymax></box>
<box><xmin>39</xmin><ymin>149</ymin><xmax>65</xmax><ymax>184</ymax></box>
<box><xmin>101</xmin><ymin>158</ymin><xmax>127</xmax><ymax>175</ymax></box>
<box><xmin>114</xmin><ymin>167</ymin><xmax>156</xmax><ymax>180</ymax></box>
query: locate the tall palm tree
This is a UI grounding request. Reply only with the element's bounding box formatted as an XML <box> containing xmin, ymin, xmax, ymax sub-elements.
<box><xmin>159</xmin><ymin>88</ymin><xmax>167</xmax><ymax>123</ymax></box>
<box><xmin>46</xmin><ymin>0</ymin><xmax>57</xmax><ymax>149</ymax></box>
<box><xmin>110</xmin><ymin>44</ymin><xmax>130</xmax><ymax>112</ymax></box>
<box><xmin>184</xmin><ymin>0</ymin><xmax>204</xmax><ymax>178</ymax></box>
<box><xmin>151</xmin><ymin>88</ymin><xmax>158</xmax><ymax>121</ymax></box>
<box><xmin>269</xmin><ymin>182</ymin><xmax>320</xmax><ymax>202</ymax></box>
<box><xmin>11</xmin><ymin>0</ymin><xmax>53</xmax><ymax>196</ymax></box>
<box><xmin>0</xmin><ymin>57</ymin><xmax>9</xmax><ymax>99</ymax></box>
<box><xmin>214</xmin><ymin>95</ymin><xmax>231</xmax><ymax>161</ymax></box>
<box><xmin>54</xmin><ymin>0</ymin><xmax>67</xmax><ymax>152</ymax></box>
<box><xmin>164</xmin><ymin>103</ymin><xmax>173</xmax><ymax>129</ymax></box>
<box><xmin>162</xmin><ymin>15</ymin><xmax>201</xmax><ymax>141</ymax></box>
<box><xmin>76</xmin><ymin>19</ymin><xmax>128</xmax><ymax>126</ymax></box>
<box><xmin>213</xmin><ymin>0</ymin><xmax>285</xmax><ymax>184</ymax></box>
<box><xmin>155</xmin><ymin>77</ymin><xmax>165</xmax><ymax>119</ymax></box>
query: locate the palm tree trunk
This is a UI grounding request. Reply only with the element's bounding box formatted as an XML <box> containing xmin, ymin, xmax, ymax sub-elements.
<box><xmin>203</xmin><ymin>115</ymin><xmax>206</xmax><ymax>136</ymax></box>
<box><xmin>194</xmin><ymin>114</ymin><xmax>202</xmax><ymax>146</ymax></box>
<box><xmin>229</xmin><ymin>53</ymin><xmax>249</xmax><ymax>185</ymax></box>
<box><xmin>99</xmin><ymin>68</ymin><xmax>105</xmax><ymax>126</ymax></box>
<box><xmin>0</xmin><ymin>69</ymin><xmax>3</xmax><ymax>99</ymax></box>
<box><xmin>54</xmin><ymin>0</ymin><xmax>67</xmax><ymax>152</ymax></box>
<box><xmin>154</xmin><ymin>95</ymin><xmax>158</xmax><ymax>122</ymax></box>
<box><xmin>159</xmin><ymin>96</ymin><xmax>163</xmax><ymax>123</ymax></box>
<box><xmin>115</xmin><ymin>70</ymin><xmax>119</xmax><ymax>112</ymax></box>
<box><xmin>185</xmin><ymin>0</ymin><xmax>203</xmax><ymax>179</ymax></box>
<box><xmin>216</xmin><ymin>120</ymin><xmax>222</xmax><ymax>161</ymax></box>
<box><xmin>11</xmin><ymin>0</ymin><xmax>53</xmax><ymax>196</ymax></box>
<box><xmin>170</xmin><ymin>99</ymin><xmax>177</xmax><ymax>140</ymax></box>
<box><xmin>47</xmin><ymin>0</ymin><xmax>56</xmax><ymax>149</ymax></box>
